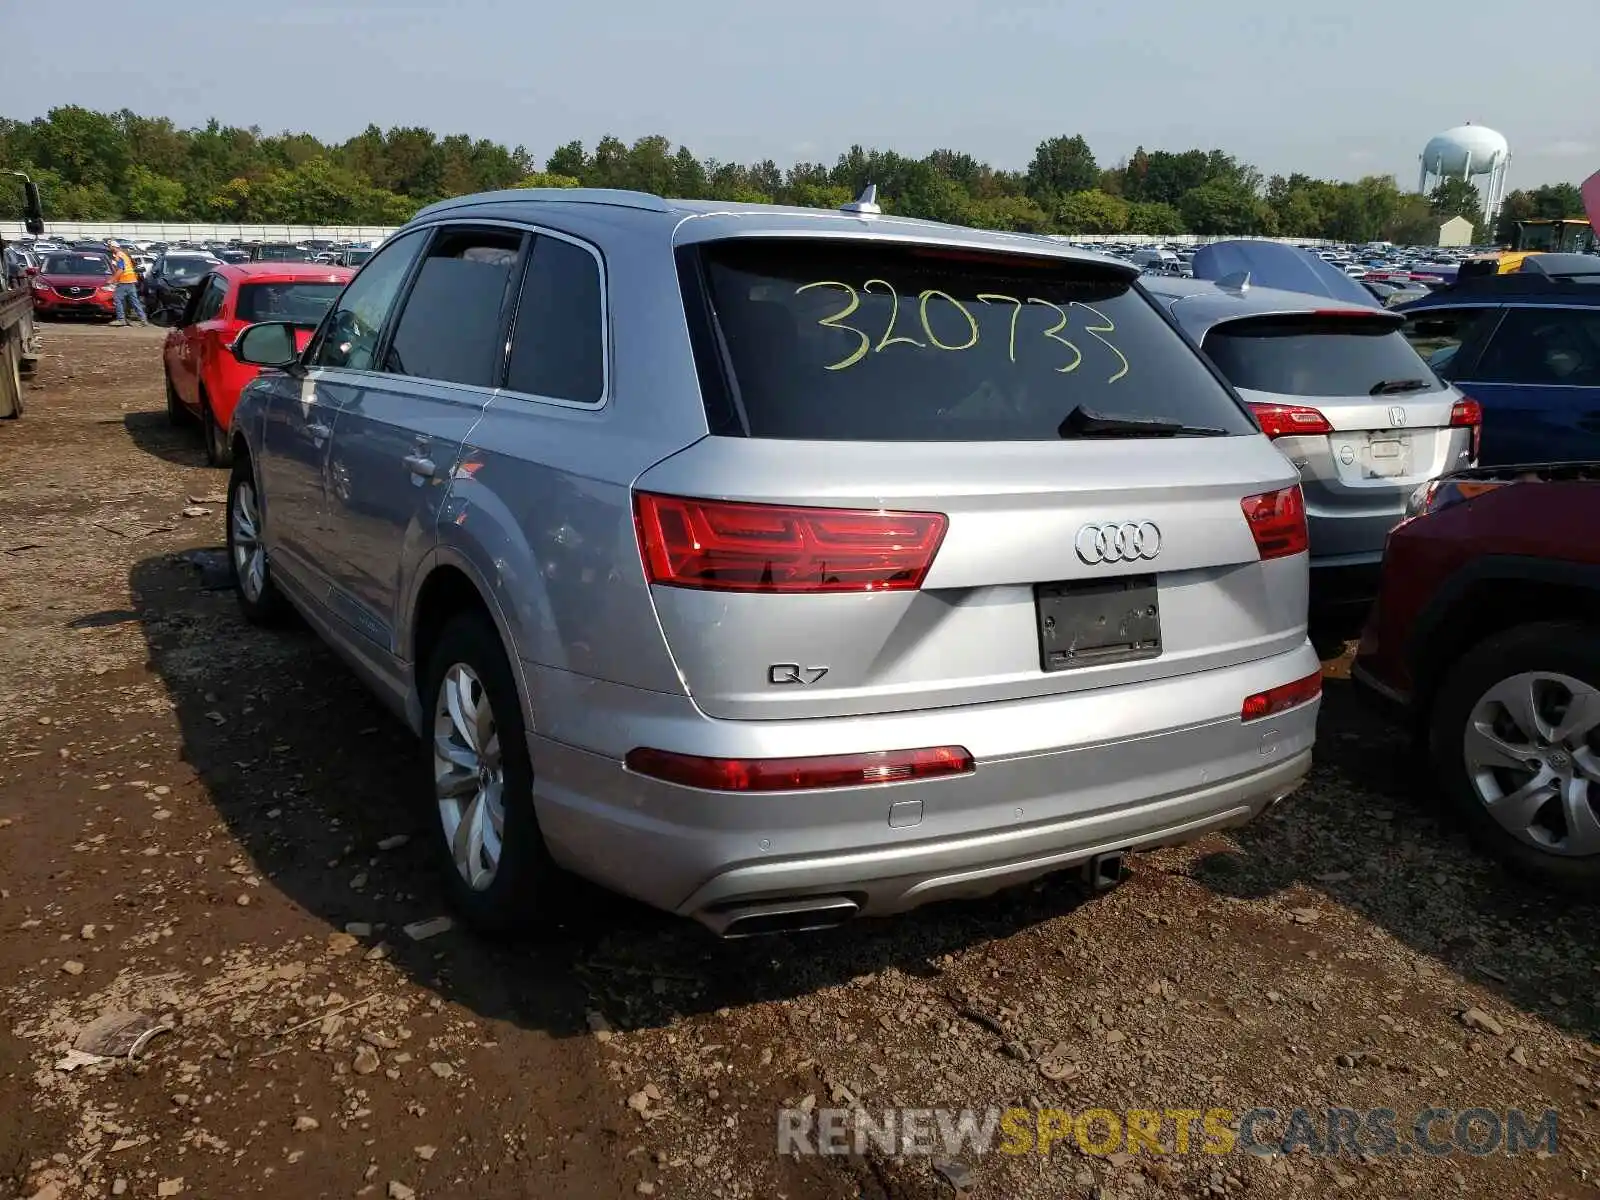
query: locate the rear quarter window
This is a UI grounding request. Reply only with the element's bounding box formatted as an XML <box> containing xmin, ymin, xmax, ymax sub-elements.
<box><xmin>686</xmin><ymin>239</ymin><xmax>1254</xmax><ymax>441</ymax></box>
<box><xmin>1203</xmin><ymin>316</ymin><xmax>1445</xmax><ymax>397</ymax></box>
<box><xmin>1402</xmin><ymin>307</ymin><xmax>1502</xmax><ymax>382</ymax></box>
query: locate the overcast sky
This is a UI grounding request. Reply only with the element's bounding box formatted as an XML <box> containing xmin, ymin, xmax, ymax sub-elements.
<box><xmin>4</xmin><ymin>0</ymin><xmax>1593</xmax><ymax>189</ymax></box>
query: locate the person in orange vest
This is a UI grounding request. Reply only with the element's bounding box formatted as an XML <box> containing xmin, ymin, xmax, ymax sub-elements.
<box><xmin>106</xmin><ymin>240</ymin><xmax>148</xmax><ymax>326</ymax></box>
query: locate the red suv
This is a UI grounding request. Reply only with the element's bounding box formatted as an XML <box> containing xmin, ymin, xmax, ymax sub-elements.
<box><xmin>29</xmin><ymin>250</ymin><xmax>117</xmax><ymax>320</ymax></box>
<box><xmin>163</xmin><ymin>261</ymin><xmax>352</xmax><ymax>465</ymax></box>
<box><xmin>1353</xmin><ymin>462</ymin><xmax>1600</xmax><ymax>894</ymax></box>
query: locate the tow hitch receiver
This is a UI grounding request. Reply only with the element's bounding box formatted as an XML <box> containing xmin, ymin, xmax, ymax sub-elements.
<box><xmin>1082</xmin><ymin>851</ymin><xmax>1127</xmax><ymax>891</ymax></box>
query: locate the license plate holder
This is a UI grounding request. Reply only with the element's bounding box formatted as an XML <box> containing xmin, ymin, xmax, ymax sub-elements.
<box><xmin>1365</xmin><ymin>431</ymin><xmax>1410</xmax><ymax>478</ymax></box>
<box><xmin>1036</xmin><ymin>576</ymin><xmax>1161</xmax><ymax>672</ymax></box>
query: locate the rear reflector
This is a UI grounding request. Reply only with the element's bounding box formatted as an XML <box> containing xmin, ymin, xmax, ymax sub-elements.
<box><xmin>1240</xmin><ymin>486</ymin><xmax>1308</xmax><ymax>560</ymax></box>
<box><xmin>1241</xmin><ymin>672</ymin><xmax>1323</xmax><ymax>722</ymax></box>
<box><xmin>634</xmin><ymin>493</ymin><xmax>947</xmax><ymax>593</ymax></box>
<box><xmin>1450</xmin><ymin>396</ymin><xmax>1483</xmax><ymax>462</ymax></box>
<box><xmin>624</xmin><ymin>745</ymin><xmax>974</xmax><ymax>792</ymax></box>
<box><xmin>1248</xmin><ymin>402</ymin><xmax>1333</xmax><ymax>438</ymax></box>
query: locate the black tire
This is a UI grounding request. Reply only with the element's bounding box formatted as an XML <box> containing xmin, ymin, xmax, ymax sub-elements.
<box><xmin>201</xmin><ymin>390</ymin><xmax>233</xmax><ymax>467</ymax></box>
<box><xmin>421</xmin><ymin>610</ymin><xmax>553</xmax><ymax>934</ymax></box>
<box><xmin>1429</xmin><ymin>621</ymin><xmax>1600</xmax><ymax>897</ymax></box>
<box><xmin>226</xmin><ymin>457</ymin><xmax>287</xmax><ymax>626</ymax></box>
<box><xmin>164</xmin><ymin>367</ymin><xmax>187</xmax><ymax>426</ymax></box>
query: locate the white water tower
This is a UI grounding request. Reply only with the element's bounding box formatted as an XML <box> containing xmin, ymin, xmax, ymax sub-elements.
<box><xmin>1419</xmin><ymin>124</ymin><xmax>1511</xmax><ymax>221</ymax></box>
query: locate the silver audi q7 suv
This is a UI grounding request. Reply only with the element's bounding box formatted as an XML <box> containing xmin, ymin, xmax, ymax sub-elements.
<box><xmin>225</xmin><ymin>188</ymin><xmax>1322</xmax><ymax>935</ymax></box>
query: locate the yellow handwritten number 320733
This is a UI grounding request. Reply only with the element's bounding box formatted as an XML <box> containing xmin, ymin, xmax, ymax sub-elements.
<box><xmin>793</xmin><ymin>279</ymin><xmax>1129</xmax><ymax>383</ymax></box>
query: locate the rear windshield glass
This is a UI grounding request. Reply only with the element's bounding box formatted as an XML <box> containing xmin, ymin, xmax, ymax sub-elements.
<box><xmin>255</xmin><ymin>245</ymin><xmax>311</xmax><ymax>262</ymax></box>
<box><xmin>236</xmin><ymin>281</ymin><xmax>344</xmax><ymax>323</ymax></box>
<box><xmin>1203</xmin><ymin>317</ymin><xmax>1444</xmax><ymax>397</ymax></box>
<box><xmin>44</xmin><ymin>253</ymin><xmax>110</xmax><ymax>275</ymax></box>
<box><xmin>164</xmin><ymin>257</ymin><xmax>216</xmax><ymax>281</ymax></box>
<box><xmin>691</xmin><ymin>240</ymin><xmax>1253</xmax><ymax>440</ymax></box>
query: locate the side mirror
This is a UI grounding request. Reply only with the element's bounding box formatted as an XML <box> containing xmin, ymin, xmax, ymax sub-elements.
<box><xmin>24</xmin><ymin>266</ymin><xmax>38</xmax><ymax>277</ymax></box>
<box><xmin>23</xmin><ymin>181</ymin><xmax>45</xmax><ymax>236</ymax></box>
<box><xmin>232</xmin><ymin>321</ymin><xmax>304</xmax><ymax>374</ymax></box>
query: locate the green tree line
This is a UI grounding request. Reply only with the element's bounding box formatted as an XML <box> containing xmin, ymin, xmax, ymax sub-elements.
<box><xmin>0</xmin><ymin>106</ymin><xmax>1583</xmax><ymax>243</ymax></box>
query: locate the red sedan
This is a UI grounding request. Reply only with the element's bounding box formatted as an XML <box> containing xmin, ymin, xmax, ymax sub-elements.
<box><xmin>163</xmin><ymin>262</ymin><xmax>353</xmax><ymax>465</ymax></box>
<box><xmin>30</xmin><ymin>251</ymin><xmax>118</xmax><ymax>320</ymax></box>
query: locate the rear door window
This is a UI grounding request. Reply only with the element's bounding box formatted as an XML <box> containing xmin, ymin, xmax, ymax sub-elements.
<box><xmin>1468</xmin><ymin>307</ymin><xmax>1600</xmax><ymax>387</ymax></box>
<box><xmin>688</xmin><ymin>239</ymin><xmax>1253</xmax><ymax>440</ymax></box>
<box><xmin>1203</xmin><ymin>316</ymin><xmax>1445</xmax><ymax>397</ymax></box>
<box><xmin>505</xmin><ymin>234</ymin><xmax>605</xmax><ymax>404</ymax></box>
<box><xmin>383</xmin><ymin>226</ymin><xmax>525</xmax><ymax>388</ymax></box>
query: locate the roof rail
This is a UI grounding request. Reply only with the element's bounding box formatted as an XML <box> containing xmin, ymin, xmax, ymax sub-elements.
<box><xmin>410</xmin><ymin>188</ymin><xmax>674</xmax><ymax>221</ymax></box>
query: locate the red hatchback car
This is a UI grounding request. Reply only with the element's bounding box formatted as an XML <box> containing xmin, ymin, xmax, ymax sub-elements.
<box><xmin>30</xmin><ymin>250</ymin><xmax>118</xmax><ymax>320</ymax></box>
<box><xmin>1353</xmin><ymin>462</ymin><xmax>1600</xmax><ymax>894</ymax></box>
<box><xmin>163</xmin><ymin>262</ymin><xmax>353</xmax><ymax>465</ymax></box>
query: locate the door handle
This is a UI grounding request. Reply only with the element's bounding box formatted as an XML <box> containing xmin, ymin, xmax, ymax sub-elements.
<box><xmin>403</xmin><ymin>453</ymin><xmax>437</xmax><ymax>479</ymax></box>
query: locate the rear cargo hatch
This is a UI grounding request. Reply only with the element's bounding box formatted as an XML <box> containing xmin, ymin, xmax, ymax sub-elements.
<box><xmin>634</xmin><ymin>237</ymin><xmax>1308</xmax><ymax>721</ymax></box>
<box><xmin>1201</xmin><ymin>313</ymin><xmax>1478</xmax><ymax>535</ymax></box>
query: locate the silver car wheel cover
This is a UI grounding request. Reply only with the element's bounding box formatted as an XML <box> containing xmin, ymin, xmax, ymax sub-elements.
<box><xmin>231</xmin><ymin>480</ymin><xmax>267</xmax><ymax>603</ymax></box>
<box><xmin>433</xmin><ymin>663</ymin><xmax>505</xmax><ymax>891</ymax></box>
<box><xmin>1463</xmin><ymin>670</ymin><xmax>1600</xmax><ymax>857</ymax></box>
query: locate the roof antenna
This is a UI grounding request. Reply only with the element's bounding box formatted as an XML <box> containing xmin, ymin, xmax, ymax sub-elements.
<box><xmin>841</xmin><ymin>184</ymin><xmax>882</xmax><ymax>217</ymax></box>
<box><xmin>1217</xmin><ymin>270</ymin><xmax>1251</xmax><ymax>294</ymax></box>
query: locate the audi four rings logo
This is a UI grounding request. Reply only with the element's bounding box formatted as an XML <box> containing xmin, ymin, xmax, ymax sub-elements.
<box><xmin>1075</xmin><ymin>521</ymin><xmax>1162</xmax><ymax>564</ymax></box>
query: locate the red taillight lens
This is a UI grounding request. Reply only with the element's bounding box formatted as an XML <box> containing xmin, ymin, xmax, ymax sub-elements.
<box><xmin>634</xmin><ymin>493</ymin><xmax>947</xmax><ymax>593</ymax></box>
<box><xmin>1240</xmin><ymin>486</ymin><xmax>1308</xmax><ymax>560</ymax></box>
<box><xmin>1241</xmin><ymin>672</ymin><xmax>1323</xmax><ymax>722</ymax></box>
<box><xmin>1450</xmin><ymin>396</ymin><xmax>1483</xmax><ymax>462</ymax></box>
<box><xmin>1248</xmin><ymin>402</ymin><xmax>1334</xmax><ymax>439</ymax></box>
<box><xmin>624</xmin><ymin>745</ymin><xmax>974</xmax><ymax>792</ymax></box>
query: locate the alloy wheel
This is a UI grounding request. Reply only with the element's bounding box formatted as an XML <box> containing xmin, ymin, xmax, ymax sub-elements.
<box><xmin>230</xmin><ymin>480</ymin><xmax>266</xmax><ymax>602</ymax></box>
<box><xmin>432</xmin><ymin>663</ymin><xmax>505</xmax><ymax>891</ymax></box>
<box><xmin>1463</xmin><ymin>671</ymin><xmax>1600</xmax><ymax>856</ymax></box>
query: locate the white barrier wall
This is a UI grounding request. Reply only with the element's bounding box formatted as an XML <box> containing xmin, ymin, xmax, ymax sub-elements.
<box><xmin>3</xmin><ymin>220</ymin><xmax>1335</xmax><ymax>248</ymax></box>
<box><xmin>0</xmin><ymin>222</ymin><xmax>401</xmax><ymax>242</ymax></box>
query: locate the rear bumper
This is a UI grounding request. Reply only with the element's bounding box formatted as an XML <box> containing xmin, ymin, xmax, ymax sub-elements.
<box><xmin>525</xmin><ymin>643</ymin><xmax>1321</xmax><ymax>926</ymax></box>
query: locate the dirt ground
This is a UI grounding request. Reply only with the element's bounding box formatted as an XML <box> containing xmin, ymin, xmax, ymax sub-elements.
<box><xmin>0</xmin><ymin>322</ymin><xmax>1596</xmax><ymax>1200</ymax></box>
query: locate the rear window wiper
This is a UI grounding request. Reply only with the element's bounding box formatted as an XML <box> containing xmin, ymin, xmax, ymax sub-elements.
<box><xmin>1057</xmin><ymin>405</ymin><xmax>1229</xmax><ymax>439</ymax></box>
<box><xmin>1368</xmin><ymin>378</ymin><xmax>1432</xmax><ymax>395</ymax></box>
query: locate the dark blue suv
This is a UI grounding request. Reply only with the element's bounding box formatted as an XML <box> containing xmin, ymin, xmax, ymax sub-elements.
<box><xmin>1399</xmin><ymin>255</ymin><xmax>1600</xmax><ymax>465</ymax></box>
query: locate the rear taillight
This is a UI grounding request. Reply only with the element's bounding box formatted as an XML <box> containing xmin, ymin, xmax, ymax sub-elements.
<box><xmin>634</xmin><ymin>493</ymin><xmax>947</xmax><ymax>593</ymax></box>
<box><xmin>1240</xmin><ymin>486</ymin><xmax>1308</xmax><ymax>560</ymax></box>
<box><xmin>1241</xmin><ymin>672</ymin><xmax>1323</xmax><ymax>722</ymax></box>
<box><xmin>624</xmin><ymin>745</ymin><xmax>974</xmax><ymax>792</ymax></box>
<box><xmin>1248</xmin><ymin>402</ymin><xmax>1334</xmax><ymax>438</ymax></box>
<box><xmin>1406</xmin><ymin>477</ymin><xmax>1506</xmax><ymax>519</ymax></box>
<box><xmin>1450</xmin><ymin>396</ymin><xmax>1483</xmax><ymax>463</ymax></box>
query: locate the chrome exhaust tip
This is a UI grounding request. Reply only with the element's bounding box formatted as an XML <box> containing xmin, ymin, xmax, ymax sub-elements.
<box><xmin>700</xmin><ymin>896</ymin><xmax>861</xmax><ymax>938</ymax></box>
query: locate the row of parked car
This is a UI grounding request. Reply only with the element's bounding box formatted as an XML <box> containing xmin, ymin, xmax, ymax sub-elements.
<box><xmin>9</xmin><ymin>238</ymin><xmax>376</xmax><ymax>324</ymax></box>
<box><xmin>132</xmin><ymin>188</ymin><xmax>1596</xmax><ymax>935</ymax></box>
